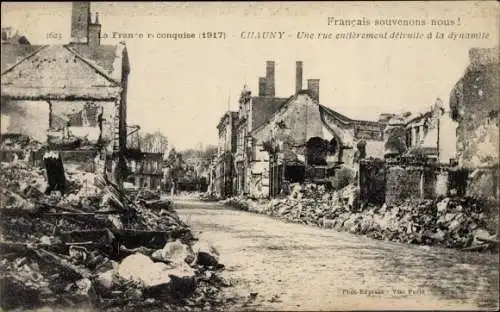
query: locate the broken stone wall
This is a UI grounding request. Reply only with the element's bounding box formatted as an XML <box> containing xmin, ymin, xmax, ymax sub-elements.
<box><xmin>406</xmin><ymin>167</ymin><xmax>423</xmax><ymax>200</ymax></box>
<box><xmin>385</xmin><ymin>166</ymin><xmax>428</xmax><ymax>206</ymax></box>
<box><xmin>422</xmin><ymin>168</ymin><xmax>437</xmax><ymax>199</ymax></box>
<box><xmin>466</xmin><ymin>167</ymin><xmax>499</xmax><ymax>200</ymax></box>
<box><xmin>385</xmin><ymin>166</ymin><xmax>407</xmax><ymax>206</ymax></box>
<box><xmin>360</xmin><ymin>159</ymin><xmax>460</xmax><ymax>206</ymax></box>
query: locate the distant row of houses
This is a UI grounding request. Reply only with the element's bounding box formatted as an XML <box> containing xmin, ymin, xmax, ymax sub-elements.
<box><xmin>209</xmin><ymin>48</ymin><xmax>498</xmax><ymax>199</ymax></box>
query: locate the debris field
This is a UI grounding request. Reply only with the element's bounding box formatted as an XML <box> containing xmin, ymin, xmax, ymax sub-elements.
<box><xmin>0</xmin><ymin>160</ymin><xmax>229</xmax><ymax>311</ymax></box>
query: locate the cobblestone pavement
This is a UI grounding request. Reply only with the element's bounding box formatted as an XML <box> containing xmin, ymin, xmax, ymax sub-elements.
<box><xmin>176</xmin><ymin>201</ymin><xmax>499</xmax><ymax>311</ymax></box>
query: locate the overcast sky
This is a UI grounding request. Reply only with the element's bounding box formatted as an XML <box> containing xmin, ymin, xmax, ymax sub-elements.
<box><xmin>1</xmin><ymin>2</ymin><xmax>498</xmax><ymax>150</ymax></box>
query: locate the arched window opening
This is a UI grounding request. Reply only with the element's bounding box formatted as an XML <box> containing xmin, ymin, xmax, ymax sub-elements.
<box><xmin>306</xmin><ymin>137</ymin><xmax>328</xmax><ymax>166</ymax></box>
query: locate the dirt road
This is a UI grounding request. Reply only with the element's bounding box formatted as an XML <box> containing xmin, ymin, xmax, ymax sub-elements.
<box><xmin>176</xmin><ymin>201</ymin><xmax>499</xmax><ymax>311</ymax></box>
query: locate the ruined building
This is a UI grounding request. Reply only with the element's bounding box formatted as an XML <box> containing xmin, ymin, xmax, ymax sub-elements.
<box><xmin>359</xmin><ymin>47</ymin><xmax>499</xmax><ymax>206</ymax></box>
<box><xmin>402</xmin><ymin>98</ymin><xmax>458</xmax><ymax>164</ymax></box>
<box><xmin>450</xmin><ymin>47</ymin><xmax>499</xmax><ymax>169</ymax></box>
<box><xmin>1</xmin><ymin>2</ymin><xmax>130</xmax><ymax>184</ymax></box>
<box><xmin>237</xmin><ymin>61</ymin><xmax>385</xmax><ymax>198</ymax></box>
<box><xmin>235</xmin><ymin>61</ymin><xmax>291</xmax><ymax>196</ymax></box>
<box><xmin>449</xmin><ymin>46</ymin><xmax>499</xmax><ymax>199</ymax></box>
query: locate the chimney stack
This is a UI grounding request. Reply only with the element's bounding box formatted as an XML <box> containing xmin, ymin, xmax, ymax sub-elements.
<box><xmin>70</xmin><ymin>2</ymin><xmax>91</xmax><ymax>44</ymax></box>
<box><xmin>265</xmin><ymin>61</ymin><xmax>275</xmax><ymax>97</ymax></box>
<box><xmin>88</xmin><ymin>12</ymin><xmax>101</xmax><ymax>47</ymax></box>
<box><xmin>295</xmin><ymin>61</ymin><xmax>303</xmax><ymax>93</ymax></box>
<box><xmin>307</xmin><ymin>79</ymin><xmax>320</xmax><ymax>102</ymax></box>
<box><xmin>258</xmin><ymin>77</ymin><xmax>266</xmax><ymax>96</ymax></box>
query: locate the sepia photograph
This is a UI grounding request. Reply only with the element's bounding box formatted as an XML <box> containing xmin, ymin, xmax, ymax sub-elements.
<box><xmin>0</xmin><ymin>1</ymin><xmax>499</xmax><ymax>311</ymax></box>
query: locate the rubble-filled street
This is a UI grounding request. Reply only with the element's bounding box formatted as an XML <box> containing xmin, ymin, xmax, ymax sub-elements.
<box><xmin>177</xmin><ymin>200</ymin><xmax>499</xmax><ymax>311</ymax></box>
<box><xmin>0</xmin><ymin>163</ymin><xmax>228</xmax><ymax>311</ymax></box>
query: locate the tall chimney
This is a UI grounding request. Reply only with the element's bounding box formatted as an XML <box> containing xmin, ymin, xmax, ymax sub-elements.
<box><xmin>295</xmin><ymin>61</ymin><xmax>303</xmax><ymax>93</ymax></box>
<box><xmin>307</xmin><ymin>79</ymin><xmax>320</xmax><ymax>102</ymax></box>
<box><xmin>88</xmin><ymin>12</ymin><xmax>101</xmax><ymax>47</ymax></box>
<box><xmin>70</xmin><ymin>2</ymin><xmax>91</xmax><ymax>44</ymax></box>
<box><xmin>265</xmin><ymin>61</ymin><xmax>275</xmax><ymax>97</ymax></box>
<box><xmin>258</xmin><ymin>77</ymin><xmax>266</xmax><ymax>96</ymax></box>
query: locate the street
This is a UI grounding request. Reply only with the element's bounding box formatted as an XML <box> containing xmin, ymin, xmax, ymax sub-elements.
<box><xmin>176</xmin><ymin>201</ymin><xmax>499</xmax><ymax>311</ymax></box>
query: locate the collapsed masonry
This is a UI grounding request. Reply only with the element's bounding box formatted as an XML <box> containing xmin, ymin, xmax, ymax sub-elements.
<box><xmin>1</xmin><ymin>3</ymin><xmax>229</xmax><ymax>310</ymax></box>
<box><xmin>0</xmin><ymin>161</ymin><xmax>228</xmax><ymax>311</ymax></box>
<box><xmin>222</xmin><ymin>181</ymin><xmax>498</xmax><ymax>252</ymax></box>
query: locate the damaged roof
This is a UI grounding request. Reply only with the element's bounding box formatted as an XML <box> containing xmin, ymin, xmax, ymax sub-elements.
<box><xmin>319</xmin><ymin>104</ymin><xmax>382</xmax><ymax>128</ymax></box>
<box><xmin>251</xmin><ymin>96</ymin><xmax>290</xmax><ymax>130</ymax></box>
<box><xmin>319</xmin><ymin>104</ymin><xmax>384</xmax><ymax>141</ymax></box>
<box><xmin>250</xmin><ymin>92</ymin><xmax>384</xmax><ymax>143</ymax></box>
<box><xmin>1</xmin><ymin>43</ymin><xmax>129</xmax><ymax>100</ymax></box>
<box><xmin>66</xmin><ymin>44</ymin><xmax>127</xmax><ymax>79</ymax></box>
<box><xmin>1</xmin><ymin>44</ymin><xmax>45</xmax><ymax>74</ymax></box>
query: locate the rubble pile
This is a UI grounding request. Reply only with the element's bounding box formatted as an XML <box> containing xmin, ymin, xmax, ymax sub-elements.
<box><xmin>200</xmin><ymin>192</ymin><xmax>219</xmax><ymax>202</ymax></box>
<box><xmin>0</xmin><ymin>134</ymin><xmax>44</xmax><ymax>152</ymax></box>
<box><xmin>0</xmin><ymin>162</ymin><xmax>228</xmax><ymax>311</ymax></box>
<box><xmin>224</xmin><ymin>183</ymin><xmax>498</xmax><ymax>252</ymax></box>
<box><xmin>220</xmin><ymin>197</ymin><xmax>250</xmax><ymax>211</ymax></box>
<box><xmin>162</xmin><ymin>191</ymin><xmax>208</xmax><ymax>202</ymax></box>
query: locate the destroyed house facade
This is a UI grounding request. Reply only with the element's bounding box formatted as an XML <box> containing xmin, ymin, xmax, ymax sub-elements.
<box><xmin>1</xmin><ymin>2</ymin><xmax>130</xmax><ymax>185</ymax></box>
<box><xmin>234</xmin><ymin>61</ymin><xmax>290</xmax><ymax>196</ymax></box>
<box><xmin>403</xmin><ymin>98</ymin><xmax>458</xmax><ymax>165</ymax></box>
<box><xmin>235</xmin><ymin>61</ymin><xmax>385</xmax><ymax>198</ymax></box>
